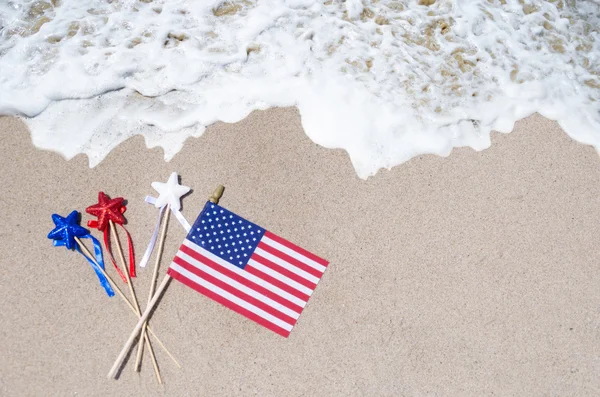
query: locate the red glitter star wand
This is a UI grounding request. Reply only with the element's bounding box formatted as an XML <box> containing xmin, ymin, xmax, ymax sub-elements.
<box><xmin>87</xmin><ymin>192</ymin><xmax>161</xmax><ymax>383</ymax></box>
<box><xmin>86</xmin><ymin>192</ymin><xmax>135</xmax><ymax>283</ymax></box>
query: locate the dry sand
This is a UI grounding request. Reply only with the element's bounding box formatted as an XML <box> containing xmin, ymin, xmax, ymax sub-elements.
<box><xmin>1</xmin><ymin>109</ymin><xmax>599</xmax><ymax>396</ymax></box>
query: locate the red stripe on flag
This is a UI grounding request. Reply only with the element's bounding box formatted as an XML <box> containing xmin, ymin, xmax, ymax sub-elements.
<box><xmin>264</xmin><ymin>231</ymin><xmax>328</xmax><ymax>267</ymax></box>
<box><xmin>173</xmin><ymin>255</ymin><xmax>297</xmax><ymax>326</ymax></box>
<box><xmin>180</xmin><ymin>245</ymin><xmax>303</xmax><ymax>314</ymax></box>
<box><xmin>258</xmin><ymin>241</ymin><xmax>323</xmax><ymax>278</ymax></box>
<box><xmin>252</xmin><ymin>253</ymin><xmax>318</xmax><ymax>290</ymax></box>
<box><xmin>168</xmin><ymin>268</ymin><xmax>291</xmax><ymax>338</ymax></box>
<box><xmin>245</xmin><ymin>264</ymin><xmax>311</xmax><ymax>302</ymax></box>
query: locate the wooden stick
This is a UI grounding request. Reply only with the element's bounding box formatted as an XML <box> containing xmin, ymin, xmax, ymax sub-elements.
<box><xmin>134</xmin><ymin>206</ymin><xmax>171</xmax><ymax>372</ymax></box>
<box><xmin>108</xmin><ymin>185</ymin><xmax>225</xmax><ymax>379</ymax></box>
<box><xmin>109</xmin><ymin>220</ymin><xmax>162</xmax><ymax>384</ymax></box>
<box><xmin>108</xmin><ymin>274</ymin><xmax>171</xmax><ymax>379</ymax></box>
<box><xmin>74</xmin><ymin>237</ymin><xmax>181</xmax><ymax>368</ymax></box>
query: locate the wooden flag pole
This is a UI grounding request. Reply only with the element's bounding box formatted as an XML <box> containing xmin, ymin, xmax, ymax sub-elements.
<box><xmin>134</xmin><ymin>206</ymin><xmax>171</xmax><ymax>372</ymax></box>
<box><xmin>108</xmin><ymin>185</ymin><xmax>225</xmax><ymax>380</ymax></box>
<box><xmin>109</xmin><ymin>220</ymin><xmax>162</xmax><ymax>384</ymax></box>
<box><xmin>74</xmin><ymin>237</ymin><xmax>181</xmax><ymax>368</ymax></box>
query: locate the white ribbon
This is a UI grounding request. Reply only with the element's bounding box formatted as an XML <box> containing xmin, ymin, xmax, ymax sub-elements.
<box><xmin>138</xmin><ymin>205</ymin><xmax>166</xmax><ymax>268</ymax></box>
<box><xmin>139</xmin><ymin>196</ymin><xmax>191</xmax><ymax>268</ymax></box>
<box><xmin>145</xmin><ymin>195</ymin><xmax>191</xmax><ymax>231</ymax></box>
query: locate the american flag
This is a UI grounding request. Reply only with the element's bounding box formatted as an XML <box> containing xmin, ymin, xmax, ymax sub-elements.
<box><xmin>167</xmin><ymin>201</ymin><xmax>328</xmax><ymax>337</ymax></box>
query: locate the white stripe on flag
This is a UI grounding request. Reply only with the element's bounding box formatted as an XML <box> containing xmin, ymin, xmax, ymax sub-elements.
<box><xmin>170</xmin><ymin>263</ymin><xmax>294</xmax><ymax>332</ymax></box>
<box><xmin>177</xmin><ymin>251</ymin><xmax>301</xmax><ymax>319</ymax></box>
<box><xmin>182</xmin><ymin>240</ymin><xmax>307</xmax><ymax>308</ymax></box>
<box><xmin>254</xmin><ymin>247</ymin><xmax>320</xmax><ymax>284</ymax></box>
<box><xmin>261</xmin><ymin>236</ymin><xmax>327</xmax><ymax>273</ymax></box>
<box><xmin>247</xmin><ymin>259</ymin><xmax>314</xmax><ymax>296</ymax></box>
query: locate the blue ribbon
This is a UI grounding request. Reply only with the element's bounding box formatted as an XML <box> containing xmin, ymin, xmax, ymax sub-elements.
<box><xmin>48</xmin><ymin>211</ymin><xmax>115</xmax><ymax>297</ymax></box>
<box><xmin>53</xmin><ymin>234</ymin><xmax>115</xmax><ymax>297</ymax></box>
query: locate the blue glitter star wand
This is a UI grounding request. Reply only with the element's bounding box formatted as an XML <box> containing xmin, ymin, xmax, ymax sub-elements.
<box><xmin>48</xmin><ymin>211</ymin><xmax>115</xmax><ymax>296</ymax></box>
<box><xmin>48</xmin><ymin>210</ymin><xmax>181</xmax><ymax>369</ymax></box>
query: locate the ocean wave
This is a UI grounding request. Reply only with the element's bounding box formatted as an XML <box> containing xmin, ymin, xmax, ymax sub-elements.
<box><xmin>0</xmin><ymin>0</ymin><xmax>598</xmax><ymax>177</ymax></box>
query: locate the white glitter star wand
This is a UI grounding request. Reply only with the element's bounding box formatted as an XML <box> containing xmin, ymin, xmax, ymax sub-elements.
<box><xmin>109</xmin><ymin>185</ymin><xmax>225</xmax><ymax>380</ymax></box>
<box><xmin>134</xmin><ymin>172</ymin><xmax>190</xmax><ymax>373</ymax></box>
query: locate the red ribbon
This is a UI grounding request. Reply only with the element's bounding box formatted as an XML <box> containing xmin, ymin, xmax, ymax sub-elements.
<box><xmin>88</xmin><ymin>204</ymin><xmax>136</xmax><ymax>283</ymax></box>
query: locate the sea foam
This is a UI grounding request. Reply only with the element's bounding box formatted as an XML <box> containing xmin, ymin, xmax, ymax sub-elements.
<box><xmin>0</xmin><ymin>0</ymin><xmax>598</xmax><ymax>178</ymax></box>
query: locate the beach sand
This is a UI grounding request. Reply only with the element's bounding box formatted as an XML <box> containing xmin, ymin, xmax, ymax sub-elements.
<box><xmin>1</xmin><ymin>109</ymin><xmax>599</xmax><ymax>395</ymax></box>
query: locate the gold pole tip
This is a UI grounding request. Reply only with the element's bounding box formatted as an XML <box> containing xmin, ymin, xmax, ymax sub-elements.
<box><xmin>209</xmin><ymin>185</ymin><xmax>225</xmax><ymax>204</ymax></box>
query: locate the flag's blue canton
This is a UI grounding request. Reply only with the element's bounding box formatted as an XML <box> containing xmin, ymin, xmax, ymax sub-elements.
<box><xmin>187</xmin><ymin>202</ymin><xmax>266</xmax><ymax>269</ymax></box>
